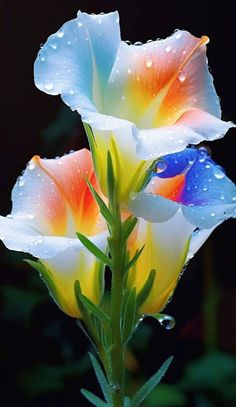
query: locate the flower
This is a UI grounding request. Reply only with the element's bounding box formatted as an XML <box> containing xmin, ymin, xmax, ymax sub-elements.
<box><xmin>0</xmin><ymin>149</ymin><xmax>107</xmax><ymax>318</ymax></box>
<box><xmin>34</xmin><ymin>11</ymin><xmax>233</xmax><ymax>202</ymax></box>
<box><xmin>128</xmin><ymin>147</ymin><xmax>236</xmax><ymax>314</ymax></box>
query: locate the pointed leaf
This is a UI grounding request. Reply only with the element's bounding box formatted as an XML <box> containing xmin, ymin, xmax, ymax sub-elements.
<box><xmin>122</xmin><ymin>216</ymin><xmax>138</xmax><ymax>243</ymax></box>
<box><xmin>137</xmin><ymin>269</ymin><xmax>156</xmax><ymax>308</ymax></box>
<box><xmin>79</xmin><ymin>294</ymin><xmax>111</xmax><ymax>325</ymax></box>
<box><xmin>86</xmin><ymin>178</ymin><xmax>114</xmax><ymax>225</ymax></box>
<box><xmin>130</xmin><ymin>356</ymin><xmax>173</xmax><ymax>407</ymax></box>
<box><xmin>76</xmin><ymin>232</ymin><xmax>111</xmax><ymax>267</ymax></box>
<box><xmin>89</xmin><ymin>353</ymin><xmax>112</xmax><ymax>405</ymax></box>
<box><xmin>126</xmin><ymin>245</ymin><xmax>145</xmax><ymax>271</ymax></box>
<box><xmin>107</xmin><ymin>151</ymin><xmax>116</xmax><ymax>212</ymax></box>
<box><xmin>81</xmin><ymin>389</ymin><xmax>108</xmax><ymax>407</ymax></box>
<box><xmin>122</xmin><ymin>287</ymin><xmax>137</xmax><ymax>345</ymax></box>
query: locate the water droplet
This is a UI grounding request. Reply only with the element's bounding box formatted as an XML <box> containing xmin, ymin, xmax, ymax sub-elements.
<box><xmin>134</xmin><ymin>41</ymin><xmax>143</xmax><ymax>46</ymax></box>
<box><xmin>188</xmin><ymin>156</ymin><xmax>196</xmax><ymax>165</ymax></box>
<box><xmin>213</xmin><ymin>166</ymin><xmax>225</xmax><ymax>179</ymax></box>
<box><xmin>210</xmin><ymin>212</ymin><xmax>216</xmax><ymax>217</ymax></box>
<box><xmin>175</xmin><ymin>32</ymin><xmax>182</xmax><ymax>39</ymax></box>
<box><xmin>147</xmin><ymin>39</ymin><xmax>153</xmax><ymax>43</ymax></box>
<box><xmin>40</xmin><ymin>53</ymin><xmax>46</xmax><ymax>62</ymax></box>
<box><xmin>198</xmin><ymin>151</ymin><xmax>207</xmax><ymax>163</ymax></box>
<box><xmin>78</xmin><ymin>21</ymin><xmax>83</xmax><ymax>28</ymax></box>
<box><xmin>125</xmin><ymin>40</ymin><xmax>132</xmax><ymax>45</ymax></box>
<box><xmin>154</xmin><ymin>313</ymin><xmax>176</xmax><ymax>330</ymax></box>
<box><xmin>232</xmin><ymin>196</ymin><xmax>236</xmax><ymax>201</ymax></box>
<box><xmin>178</xmin><ymin>72</ymin><xmax>186</xmax><ymax>82</ymax></box>
<box><xmin>57</xmin><ymin>30</ymin><xmax>64</xmax><ymax>38</ymax></box>
<box><xmin>49</xmin><ymin>43</ymin><xmax>57</xmax><ymax>50</ymax></box>
<box><xmin>145</xmin><ymin>57</ymin><xmax>153</xmax><ymax>68</ymax></box>
<box><xmin>205</xmin><ymin>164</ymin><xmax>211</xmax><ymax>169</ymax></box>
<box><xmin>44</xmin><ymin>79</ymin><xmax>54</xmax><ymax>91</ymax></box>
<box><xmin>28</xmin><ymin>161</ymin><xmax>35</xmax><ymax>171</ymax></box>
<box><xmin>67</xmin><ymin>41</ymin><xmax>71</xmax><ymax>46</ymax></box>
<box><xmin>202</xmin><ymin>186</ymin><xmax>208</xmax><ymax>191</ymax></box>
<box><xmin>165</xmin><ymin>45</ymin><xmax>171</xmax><ymax>52</ymax></box>
<box><xmin>155</xmin><ymin>159</ymin><xmax>167</xmax><ymax>174</ymax></box>
<box><xmin>28</xmin><ymin>214</ymin><xmax>35</xmax><ymax>220</ymax></box>
<box><xmin>18</xmin><ymin>177</ymin><xmax>25</xmax><ymax>187</ymax></box>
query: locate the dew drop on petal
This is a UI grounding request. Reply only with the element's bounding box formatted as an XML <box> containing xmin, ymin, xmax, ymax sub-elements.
<box><xmin>78</xmin><ymin>21</ymin><xmax>83</xmax><ymax>27</ymax></box>
<box><xmin>178</xmin><ymin>72</ymin><xmax>186</xmax><ymax>82</ymax></box>
<box><xmin>145</xmin><ymin>59</ymin><xmax>153</xmax><ymax>68</ymax></box>
<box><xmin>134</xmin><ymin>41</ymin><xmax>143</xmax><ymax>46</ymax></box>
<box><xmin>28</xmin><ymin>161</ymin><xmax>35</xmax><ymax>171</ymax></box>
<box><xmin>18</xmin><ymin>177</ymin><xmax>25</xmax><ymax>187</ymax></box>
<box><xmin>213</xmin><ymin>166</ymin><xmax>226</xmax><ymax>179</ymax></box>
<box><xmin>155</xmin><ymin>159</ymin><xmax>167</xmax><ymax>174</ymax></box>
<box><xmin>57</xmin><ymin>30</ymin><xmax>64</xmax><ymax>38</ymax></box>
<box><xmin>44</xmin><ymin>79</ymin><xmax>54</xmax><ymax>91</ymax></box>
<box><xmin>165</xmin><ymin>45</ymin><xmax>171</xmax><ymax>52</ymax></box>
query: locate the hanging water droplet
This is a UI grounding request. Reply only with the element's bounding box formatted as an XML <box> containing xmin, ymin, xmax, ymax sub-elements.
<box><xmin>28</xmin><ymin>161</ymin><xmax>35</xmax><ymax>171</ymax></box>
<box><xmin>154</xmin><ymin>313</ymin><xmax>176</xmax><ymax>330</ymax></box>
<box><xmin>125</xmin><ymin>40</ymin><xmax>132</xmax><ymax>45</ymax></box>
<box><xmin>147</xmin><ymin>39</ymin><xmax>153</xmax><ymax>43</ymax></box>
<box><xmin>134</xmin><ymin>41</ymin><xmax>143</xmax><ymax>46</ymax></box>
<box><xmin>213</xmin><ymin>165</ymin><xmax>225</xmax><ymax>179</ymax></box>
<box><xmin>178</xmin><ymin>72</ymin><xmax>186</xmax><ymax>82</ymax></box>
<box><xmin>155</xmin><ymin>159</ymin><xmax>167</xmax><ymax>174</ymax></box>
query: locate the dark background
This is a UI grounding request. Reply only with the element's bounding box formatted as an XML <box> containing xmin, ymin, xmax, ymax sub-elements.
<box><xmin>0</xmin><ymin>1</ymin><xmax>235</xmax><ymax>406</ymax></box>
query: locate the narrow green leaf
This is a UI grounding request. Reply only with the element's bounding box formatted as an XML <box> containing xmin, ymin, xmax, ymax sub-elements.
<box><xmin>107</xmin><ymin>151</ymin><xmax>116</xmax><ymax>211</ymax></box>
<box><xmin>136</xmin><ymin>269</ymin><xmax>156</xmax><ymax>308</ymax></box>
<box><xmin>122</xmin><ymin>287</ymin><xmax>137</xmax><ymax>345</ymax></box>
<box><xmin>81</xmin><ymin>389</ymin><xmax>108</xmax><ymax>407</ymax></box>
<box><xmin>130</xmin><ymin>356</ymin><xmax>173</xmax><ymax>407</ymax></box>
<box><xmin>86</xmin><ymin>177</ymin><xmax>114</xmax><ymax>225</ymax></box>
<box><xmin>122</xmin><ymin>216</ymin><xmax>138</xmax><ymax>243</ymax></box>
<box><xmin>126</xmin><ymin>245</ymin><xmax>145</xmax><ymax>271</ymax></box>
<box><xmin>79</xmin><ymin>294</ymin><xmax>111</xmax><ymax>325</ymax></box>
<box><xmin>89</xmin><ymin>353</ymin><xmax>112</xmax><ymax>405</ymax></box>
<box><xmin>76</xmin><ymin>232</ymin><xmax>112</xmax><ymax>267</ymax></box>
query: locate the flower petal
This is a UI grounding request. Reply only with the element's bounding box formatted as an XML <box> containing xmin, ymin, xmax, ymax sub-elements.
<box><xmin>127</xmin><ymin>211</ymin><xmax>195</xmax><ymax>314</ymax></box>
<box><xmin>130</xmin><ymin>147</ymin><xmax>236</xmax><ymax>228</ymax></box>
<box><xmin>104</xmin><ymin>31</ymin><xmax>220</xmax><ymax>128</ymax></box>
<box><xmin>34</xmin><ymin>11</ymin><xmax>120</xmax><ymax>112</ymax></box>
<box><xmin>135</xmin><ymin>110</ymin><xmax>234</xmax><ymax>160</ymax></box>
<box><xmin>10</xmin><ymin>149</ymin><xmax>101</xmax><ymax>237</ymax></box>
<box><xmin>186</xmin><ymin>225</ymin><xmax>218</xmax><ymax>262</ymax></box>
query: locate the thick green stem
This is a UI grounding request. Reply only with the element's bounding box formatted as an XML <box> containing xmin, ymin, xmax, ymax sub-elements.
<box><xmin>109</xmin><ymin>218</ymin><xmax>125</xmax><ymax>406</ymax></box>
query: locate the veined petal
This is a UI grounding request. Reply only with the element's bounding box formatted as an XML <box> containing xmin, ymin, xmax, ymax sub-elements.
<box><xmin>135</xmin><ymin>110</ymin><xmax>234</xmax><ymax>160</ymax></box>
<box><xmin>127</xmin><ymin>212</ymin><xmax>195</xmax><ymax>314</ymax></box>
<box><xmin>34</xmin><ymin>11</ymin><xmax>120</xmax><ymax>112</ymax></box>
<box><xmin>0</xmin><ymin>214</ymin><xmax>107</xmax><ymax>318</ymax></box>
<box><xmin>11</xmin><ymin>149</ymin><xmax>101</xmax><ymax>237</ymax></box>
<box><xmin>105</xmin><ymin>31</ymin><xmax>220</xmax><ymax>127</ymax></box>
<box><xmin>130</xmin><ymin>148</ymin><xmax>236</xmax><ymax>229</ymax></box>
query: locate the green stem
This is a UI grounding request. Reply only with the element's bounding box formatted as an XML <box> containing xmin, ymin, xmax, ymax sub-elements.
<box><xmin>109</xmin><ymin>216</ymin><xmax>125</xmax><ymax>406</ymax></box>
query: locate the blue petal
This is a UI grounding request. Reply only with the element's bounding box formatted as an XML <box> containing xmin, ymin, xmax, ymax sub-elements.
<box><xmin>34</xmin><ymin>11</ymin><xmax>120</xmax><ymax>112</ymax></box>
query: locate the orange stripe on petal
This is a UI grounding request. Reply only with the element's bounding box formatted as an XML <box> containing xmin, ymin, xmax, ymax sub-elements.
<box><xmin>147</xmin><ymin>174</ymin><xmax>185</xmax><ymax>202</ymax></box>
<box><xmin>34</xmin><ymin>149</ymin><xmax>101</xmax><ymax>236</ymax></box>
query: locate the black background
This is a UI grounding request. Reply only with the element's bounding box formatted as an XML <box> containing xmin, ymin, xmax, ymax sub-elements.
<box><xmin>0</xmin><ymin>1</ymin><xmax>235</xmax><ymax>406</ymax></box>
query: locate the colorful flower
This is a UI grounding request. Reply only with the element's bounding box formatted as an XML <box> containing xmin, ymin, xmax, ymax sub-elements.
<box><xmin>0</xmin><ymin>149</ymin><xmax>107</xmax><ymax>318</ymax></box>
<box><xmin>128</xmin><ymin>148</ymin><xmax>236</xmax><ymax>314</ymax></box>
<box><xmin>34</xmin><ymin>11</ymin><xmax>233</xmax><ymax>202</ymax></box>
